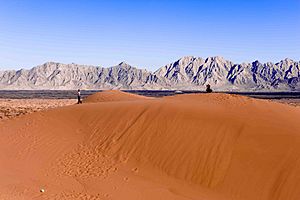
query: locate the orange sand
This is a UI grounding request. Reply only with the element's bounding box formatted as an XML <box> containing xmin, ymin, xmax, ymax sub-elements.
<box><xmin>83</xmin><ymin>90</ymin><xmax>150</xmax><ymax>103</ymax></box>
<box><xmin>0</xmin><ymin>90</ymin><xmax>300</xmax><ymax>200</ymax></box>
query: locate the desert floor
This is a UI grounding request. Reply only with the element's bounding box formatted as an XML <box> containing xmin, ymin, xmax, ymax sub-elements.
<box><xmin>272</xmin><ymin>98</ymin><xmax>300</xmax><ymax>107</ymax></box>
<box><xmin>0</xmin><ymin>91</ymin><xmax>300</xmax><ymax>200</ymax></box>
<box><xmin>0</xmin><ymin>99</ymin><xmax>75</xmax><ymax>121</ymax></box>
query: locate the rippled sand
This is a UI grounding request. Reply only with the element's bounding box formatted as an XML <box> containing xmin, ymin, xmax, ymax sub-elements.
<box><xmin>0</xmin><ymin>91</ymin><xmax>300</xmax><ymax>200</ymax></box>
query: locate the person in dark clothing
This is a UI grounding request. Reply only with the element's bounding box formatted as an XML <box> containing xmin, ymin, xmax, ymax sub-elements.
<box><xmin>77</xmin><ymin>89</ymin><xmax>82</xmax><ymax>104</ymax></box>
<box><xmin>206</xmin><ymin>84</ymin><xmax>213</xmax><ymax>93</ymax></box>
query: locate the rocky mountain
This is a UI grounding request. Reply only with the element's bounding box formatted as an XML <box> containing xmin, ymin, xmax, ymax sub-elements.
<box><xmin>0</xmin><ymin>62</ymin><xmax>162</xmax><ymax>90</ymax></box>
<box><xmin>0</xmin><ymin>56</ymin><xmax>299</xmax><ymax>91</ymax></box>
<box><xmin>155</xmin><ymin>56</ymin><xmax>300</xmax><ymax>91</ymax></box>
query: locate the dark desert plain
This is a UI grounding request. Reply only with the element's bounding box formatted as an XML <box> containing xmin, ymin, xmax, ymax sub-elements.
<box><xmin>0</xmin><ymin>90</ymin><xmax>300</xmax><ymax>200</ymax></box>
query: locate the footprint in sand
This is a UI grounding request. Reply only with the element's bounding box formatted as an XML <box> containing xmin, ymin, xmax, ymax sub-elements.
<box><xmin>132</xmin><ymin>167</ymin><xmax>139</xmax><ymax>173</ymax></box>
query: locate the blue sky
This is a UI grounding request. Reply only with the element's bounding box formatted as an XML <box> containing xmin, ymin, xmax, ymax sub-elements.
<box><xmin>0</xmin><ymin>0</ymin><xmax>299</xmax><ymax>71</ymax></box>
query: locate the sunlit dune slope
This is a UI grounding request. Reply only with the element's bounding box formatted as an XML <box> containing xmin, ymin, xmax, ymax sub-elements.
<box><xmin>83</xmin><ymin>90</ymin><xmax>150</xmax><ymax>103</ymax></box>
<box><xmin>0</xmin><ymin>91</ymin><xmax>300</xmax><ymax>200</ymax></box>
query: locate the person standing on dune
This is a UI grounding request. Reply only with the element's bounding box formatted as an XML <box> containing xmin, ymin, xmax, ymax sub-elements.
<box><xmin>206</xmin><ymin>84</ymin><xmax>213</xmax><ymax>93</ymax></box>
<box><xmin>77</xmin><ymin>89</ymin><xmax>82</xmax><ymax>104</ymax></box>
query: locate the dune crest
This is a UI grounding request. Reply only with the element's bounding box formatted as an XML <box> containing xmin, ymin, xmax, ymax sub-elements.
<box><xmin>83</xmin><ymin>90</ymin><xmax>150</xmax><ymax>103</ymax></box>
<box><xmin>0</xmin><ymin>92</ymin><xmax>300</xmax><ymax>200</ymax></box>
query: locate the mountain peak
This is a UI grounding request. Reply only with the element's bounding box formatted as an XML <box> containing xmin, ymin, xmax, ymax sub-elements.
<box><xmin>118</xmin><ymin>61</ymin><xmax>131</xmax><ymax>67</ymax></box>
<box><xmin>212</xmin><ymin>56</ymin><xmax>226</xmax><ymax>62</ymax></box>
<box><xmin>213</xmin><ymin>55</ymin><xmax>224</xmax><ymax>59</ymax></box>
<box><xmin>282</xmin><ymin>58</ymin><xmax>294</xmax><ymax>63</ymax></box>
<box><xmin>43</xmin><ymin>61</ymin><xmax>59</xmax><ymax>66</ymax></box>
<box><xmin>204</xmin><ymin>56</ymin><xmax>226</xmax><ymax>64</ymax></box>
<box><xmin>179</xmin><ymin>56</ymin><xmax>195</xmax><ymax>60</ymax></box>
<box><xmin>253</xmin><ymin>60</ymin><xmax>262</xmax><ymax>64</ymax></box>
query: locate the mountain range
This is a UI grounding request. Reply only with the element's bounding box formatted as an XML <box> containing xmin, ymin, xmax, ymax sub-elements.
<box><xmin>0</xmin><ymin>56</ymin><xmax>299</xmax><ymax>91</ymax></box>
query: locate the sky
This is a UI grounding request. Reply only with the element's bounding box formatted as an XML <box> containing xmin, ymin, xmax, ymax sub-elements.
<box><xmin>0</xmin><ymin>0</ymin><xmax>299</xmax><ymax>71</ymax></box>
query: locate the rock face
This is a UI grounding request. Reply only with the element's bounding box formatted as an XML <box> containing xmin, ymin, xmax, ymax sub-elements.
<box><xmin>0</xmin><ymin>57</ymin><xmax>299</xmax><ymax>91</ymax></box>
<box><xmin>155</xmin><ymin>56</ymin><xmax>300</xmax><ymax>91</ymax></box>
<box><xmin>0</xmin><ymin>62</ymin><xmax>161</xmax><ymax>90</ymax></box>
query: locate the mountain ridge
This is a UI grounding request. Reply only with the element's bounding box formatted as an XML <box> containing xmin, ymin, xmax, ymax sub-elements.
<box><xmin>0</xmin><ymin>56</ymin><xmax>299</xmax><ymax>91</ymax></box>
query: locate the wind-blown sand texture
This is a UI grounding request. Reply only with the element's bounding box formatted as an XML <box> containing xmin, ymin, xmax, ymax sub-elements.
<box><xmin>0</xmin><ymin>90</ymin><xmax>300</xmax><ymax>200</ymax></box>
<box><xmin>0</xmin><ymin>99</ymin><xmax>75</xmax><ymax>121</ymax></box>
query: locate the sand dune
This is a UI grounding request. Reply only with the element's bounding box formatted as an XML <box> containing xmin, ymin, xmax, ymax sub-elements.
<box><xmin>83</xmin><ymin>90</ymin><xmax>150</xmax><ymax>103</ymax></box>
<box><xmin>0</xmin><ymin>91</ymin><xmax>300</xmax><ymax>200</ymax></box>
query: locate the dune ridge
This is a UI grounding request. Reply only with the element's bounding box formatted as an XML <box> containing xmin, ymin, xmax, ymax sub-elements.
<box><xmin>0</xmin><ymin>91</ymin><xmax>300</xmax><ymax>200</ymax></box>
<box><xmin>83</xmin><ymin>90</ymin><xmax>150</xmax><ymax>103</ymax></box>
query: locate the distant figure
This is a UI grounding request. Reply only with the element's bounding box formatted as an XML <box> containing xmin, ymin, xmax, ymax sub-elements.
<box><xmin>206</xmin><ymin>84</ymin><xmax>213</xmax><ymax>93</ymax></box>
<box><xmin>77</xmin><ymin>89</ymin><xmax>82</xmax><ymax>104</ymax></box>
